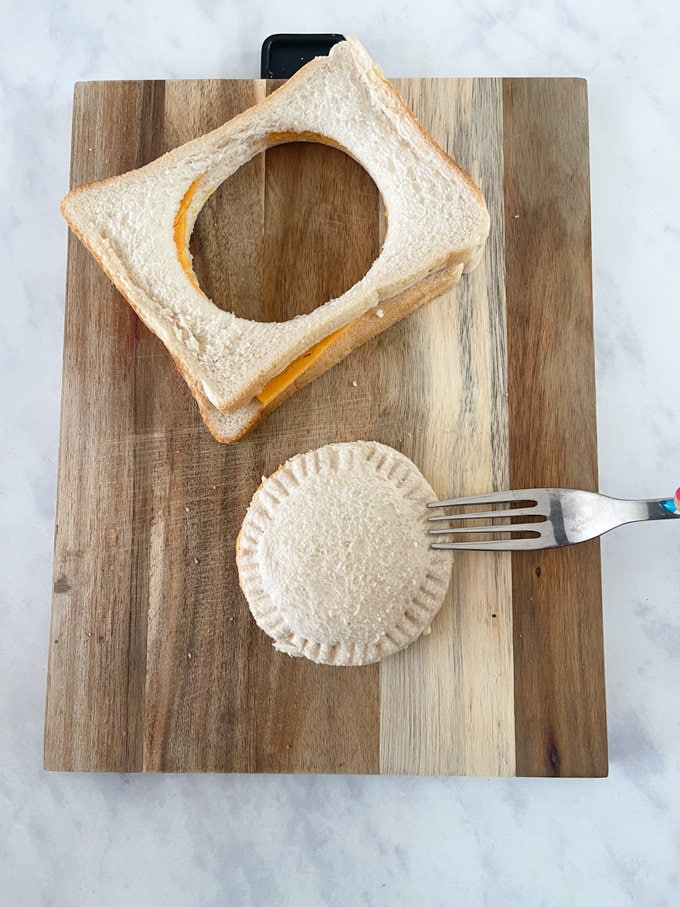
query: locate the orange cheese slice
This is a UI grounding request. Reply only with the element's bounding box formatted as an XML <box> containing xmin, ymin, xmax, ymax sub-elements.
<box><xmin>255</xmin><ymin>325</ymin><xmax>350</xmax><ymax>405</ymax></box>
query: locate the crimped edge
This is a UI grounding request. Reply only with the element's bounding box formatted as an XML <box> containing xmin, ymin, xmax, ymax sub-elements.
<box><xmin>236</xmin><ymin>441</ymin><xmax>452</xmax><ymax>666</ymax></box>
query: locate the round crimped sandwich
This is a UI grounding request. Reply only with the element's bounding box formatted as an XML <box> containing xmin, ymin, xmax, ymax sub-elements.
<box><xmin>236</xmin><ymin>441</ymin><xmax>453</xmax><ymax>665</ymax></box>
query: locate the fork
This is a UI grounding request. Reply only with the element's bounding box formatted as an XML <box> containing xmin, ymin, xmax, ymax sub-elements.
<box><xmin>427</xmin><ymin>487</ymin><xmax>680</xmax><ymax>550</ymax></box>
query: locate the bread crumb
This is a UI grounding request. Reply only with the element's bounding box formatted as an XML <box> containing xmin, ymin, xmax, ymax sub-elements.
<box><xmin>194</xmin><ymin>557</ymin><xmax>199</xmax><ymax>564</ymax></box>
<box><xmin>187</xmin><ymin>652</ymin><xmax>192</xmax><ymax>659</ymax></box>
<box><xmin>184</xmin><ymin>506</ymin><xmax>190</xmax><ymax>513</ymax></box>
<box><xmin>514</xmin><ymin>214</ymin><xmax>520</xmax><ymax>219</ymax></box>
<box><xmin>352</xmin><ymin>380</ymin><xmax>358</xmax><ymax>387</ymax></box>
<box><xmin>376</xmin><ymin>308</ymin><xmax>384</xmax><ymax>318</ymax></box>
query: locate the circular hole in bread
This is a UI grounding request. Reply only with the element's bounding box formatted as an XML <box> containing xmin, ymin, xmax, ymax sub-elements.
<box><xmin>190</xmin><ymin>141</ymin><xmax>386</xmax><ymax>323</ymax></box>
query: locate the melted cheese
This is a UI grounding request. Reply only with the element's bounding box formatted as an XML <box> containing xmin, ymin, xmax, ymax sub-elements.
<box><xmin>173</xmin><ymin>177</ymin><xmax>202</xmax><ymax>291</ymax></box>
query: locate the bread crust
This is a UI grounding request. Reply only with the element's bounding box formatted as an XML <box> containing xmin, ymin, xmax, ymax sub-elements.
<box><xmin>367</xmin><ymin>65</ymin><xmax>487</xmax><ymax>211</ymax></box>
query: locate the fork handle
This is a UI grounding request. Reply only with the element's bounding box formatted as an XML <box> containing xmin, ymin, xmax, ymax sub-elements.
<box><xmin>644</xmin><ymin>493</ymin><xmax>679</xmax><ymax>520</ymax></box>
<box><xmin>583</xmin><ymin>494</ymin><xmax>679</xmax><ymax>537</ymax></box>
<box><xmin>578</xmin><ymin>493</ymin><xmax>679</xmax><ymax>535</ymax></box>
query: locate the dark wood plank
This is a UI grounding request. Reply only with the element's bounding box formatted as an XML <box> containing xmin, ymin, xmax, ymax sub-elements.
<box><xmin>138</xmin><ymin>80</ymin><xmax>267</xmax><ymax>773</ymax></box>
<box><xmin>248</xmin><ymin>82</ymin><xmax>382</xmax><ymax>773</ymax></box>
<box><xmin>503</xmin><ymin>78</ymin><xmax>608</xmax><ymax>777</ymax></box>
<box><xmin>46</xmin><ymin>79</ymin><xmax>383</xmax><ymax>772</ymax></box>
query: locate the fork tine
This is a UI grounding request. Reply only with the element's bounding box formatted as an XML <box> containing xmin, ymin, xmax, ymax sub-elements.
<box><xmin>429</xmin><ymin>521</ymin><xmax>544</xmax><ymax>536</ymax></box>
<box><xmin>427</xmin><ymin>505</ymin><xmax>540</xmax><ymax>522</ymax></box>
<box><xmin>431</xmin><ymin>536</ymin><xmax>550</xmax><ymax>551</ymax></box>
<box><xmin>427</xmin><ymin>489</ymin><xmax>539</xmax><ymax>509</ymax></box>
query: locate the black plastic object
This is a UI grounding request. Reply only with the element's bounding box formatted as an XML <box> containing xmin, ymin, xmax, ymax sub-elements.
<box><xmin>260</xmin><ymin>34</ymin><xmax>346</xmax><ymax>79</ymax></box>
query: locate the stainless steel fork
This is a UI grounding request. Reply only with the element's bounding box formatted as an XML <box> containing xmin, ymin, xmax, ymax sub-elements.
<box><xmin>427</xmin><ymin>487</ymin><xmax>680</xmax><ymax>550</ymax></box>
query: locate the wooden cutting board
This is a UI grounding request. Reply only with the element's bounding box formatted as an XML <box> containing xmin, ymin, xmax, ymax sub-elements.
<box><xmin>45</xmin><ymin>76</ymin><xmax>607</xmax><ymax>776</ymax></box>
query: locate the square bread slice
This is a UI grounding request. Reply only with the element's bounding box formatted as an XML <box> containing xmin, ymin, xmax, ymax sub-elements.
<box><xmin>61</xmin><ymin>37</ymin><xmax>490</xmax><ymax>442</ymax></box>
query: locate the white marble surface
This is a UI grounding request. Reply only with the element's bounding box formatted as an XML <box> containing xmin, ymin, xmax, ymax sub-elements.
<box><xmin>2</xmin><ymin>0</ymin><xmax>679</xmax><ymax>903</ymax></box>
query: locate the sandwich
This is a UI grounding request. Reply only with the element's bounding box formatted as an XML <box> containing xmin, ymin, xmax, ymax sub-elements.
<box><xmin>236</xmin><ymin>441</ymin><xmax>453</xmax><ymax>665</ymax></box>
<box><xmin>61</xmin><ymin>37</ymin><xmax>490</xmax><ymax>442</ymax></box>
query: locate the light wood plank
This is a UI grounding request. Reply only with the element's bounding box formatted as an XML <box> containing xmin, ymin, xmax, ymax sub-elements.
<box><xmin>46</xmin><ymin>81</ymin><xmax>153</xmax><ymax>771</ymax></box>
<box><xmin>379</xmin><ymin>79</ymin><xmax>515</xmax><ymax>775</ymax></box>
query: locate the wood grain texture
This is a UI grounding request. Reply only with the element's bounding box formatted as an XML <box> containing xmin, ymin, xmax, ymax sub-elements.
<box><xmin>379</xmin><ymin>79</ymin><xmax>514</xmax><ymax>775</ymax></box>
<box><xmin>503</xmin><ymin>79</ymin><xmax>607</xmax><ymax>777</ymax></box>
<box><xmin>45</xmin><ymin>76</ymin><xmax>607</xmax><ymax>775</ymax></box>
